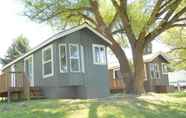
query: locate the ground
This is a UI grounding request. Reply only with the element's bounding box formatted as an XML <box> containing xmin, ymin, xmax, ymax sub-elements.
<box><xmin>0</xmin><ymin>92</ymin><xmax>186</xmax><ymax>118</ymax></box>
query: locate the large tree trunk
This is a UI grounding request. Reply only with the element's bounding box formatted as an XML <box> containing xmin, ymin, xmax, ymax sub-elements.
<box><xmin>131</xmin><ymin>42</ymin><xmax>145</xmax><ymax>94</ymax></box>
<box><xmin>109</xmin><ymin>42</ymin><xmax>135</xmax><ymax>93</ymax></box>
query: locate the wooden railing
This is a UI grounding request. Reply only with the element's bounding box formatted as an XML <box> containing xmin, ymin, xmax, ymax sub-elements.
<box><xmin>111</xmin><ymin>79</ymin><xmax>125</xmax><ymax>90</ymax></box>
<box><xmin>0</xmin><ymin>72</ymin><xmax>30</xmax><ymax>101</ymax></box>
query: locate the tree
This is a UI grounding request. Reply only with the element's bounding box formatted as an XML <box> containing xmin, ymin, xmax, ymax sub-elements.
<box><xmin>162</xmin><ymin>28</ymin><xmax>186</xmax><ymax>70</ymax></box>
<box><xmin>23</xmin><ymin>0</ymin><xmax>186</xmax><ymax>94</ymax></box>
<box><xmin>0</xmin><ymin>35</ymin><xmax>31</xmax><ymax>66</ymax></box>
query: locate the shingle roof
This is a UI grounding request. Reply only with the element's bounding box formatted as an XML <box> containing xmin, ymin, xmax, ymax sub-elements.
<box><xmin>108</xmin><ymin>52</ymin><xmax>169</xmax><ymax>70</ymax></box>
<box><xmin>143</xmin><ymin>52</ymin><xmax>169</xmax><ymax>63</ymax></box>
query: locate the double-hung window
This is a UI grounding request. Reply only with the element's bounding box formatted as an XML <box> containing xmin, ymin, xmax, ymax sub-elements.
<box><xmin>113</xmin><ymin>69</ymin><xmax>120</xmax><ymax>80</ymax></box>
<box><xmin>149</xmin><ymin>63</ymin><xmax>155</xmax><ymax>79</ymax></box>
<box><xmin>162</xmin><ymin>63</ymin><xmax>168</xmax><ymax>74</ymax></box>
<box><xmin>69</xmin><ymin>44</ymin><xmax>80</xmax><ymax>72</ymax></box>
<box><xmin>42</xmin><ymin>45</ymin><xmax>54</xmax><ymax>78</ymax></box>
<box><xmin>149</xmin><ymin>63</ymin><xmax>160</xmax><ymax>79</ymax></box>
<box><xmin>59</xmin><ymin>44</ymin><xmax>68</xmax><ymax>73</ymax></box>
<box><xmin>92</xmin><ymin>44</ymin><xmax>106</xmax><ymax>65</ymax></box>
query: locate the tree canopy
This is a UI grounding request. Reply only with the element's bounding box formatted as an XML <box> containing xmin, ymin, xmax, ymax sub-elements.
<box><xmin>22</xmin><ymin>0</ymin><xmax>186</xmax><ymax>94</ymax></box>
<box><xmin>162</xmin><ymin>28</ymin><xmax>186</xmax><ymax>70</ymax></box>
<box><xmin>0</xmin><ymin>35</ymin><xmax>31</xmax><ymax>66</ymax></box>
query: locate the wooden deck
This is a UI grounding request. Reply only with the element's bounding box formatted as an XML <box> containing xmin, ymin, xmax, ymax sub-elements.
<box><xmin>110</xmin><ymin>79</ymin><xmax>125</xmax><ymax>93</ymax></box>
<box><xmin>0</xmin><ymin>72</ymin><xmax>31</xmax><ymax>103</ymax></box>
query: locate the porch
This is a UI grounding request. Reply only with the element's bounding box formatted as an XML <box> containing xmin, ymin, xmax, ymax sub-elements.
<box><xmin>0</xmin><ymin>72</ymin><xmax>43</xmax><ymax>103</ymax></box>
<box><xmin>110</xmin><ymin>79</ymin><xmax>125</xmax><ymax>93</ymax></box>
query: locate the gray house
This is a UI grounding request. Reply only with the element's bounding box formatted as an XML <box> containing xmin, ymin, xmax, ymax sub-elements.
<box><xmin>0</xmin><ymin>24</ymin><xmax>112</xmax><ymax>99</ymax></box>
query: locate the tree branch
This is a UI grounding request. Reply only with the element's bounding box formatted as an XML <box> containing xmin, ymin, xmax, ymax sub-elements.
<box><xmin>138</xmin><ymin>0</ymin><xmax>162</xmax><ymax>41</ymax></box>
<box><xmin>170</xmin><ymin>6</ymin><xmax>186</xmax><ymax>23</ymax></box>
<box><xmin>108</xmin><ymin>11</ymin><xmax>118</xmax><ymax>30</ymax></box>
<box><xmin>168</xmin><ymin>47</ymin><xmax>186</xmax><ymax>53</ymax></box>
<box><xmin>111</xmin><ymin>0</ymin><xmax>136</xmax><ymax>44</ymax></box>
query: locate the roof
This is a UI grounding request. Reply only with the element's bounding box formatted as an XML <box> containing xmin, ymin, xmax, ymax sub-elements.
<box><xmin>143</xmin><ymin>52</ymin><xmax>169</xmax><ymax>63</ymax></box>
<box><xmin>1</xmin><ymin>23</ymin><xmax>112</xmax><ymax>71</ymax></box>
<box><xmin>108</xmin><ymin>52</ymin><xmax>169</xmax><ymax>70</ymax></box>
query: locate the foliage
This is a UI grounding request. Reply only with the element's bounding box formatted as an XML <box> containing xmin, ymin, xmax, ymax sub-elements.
<box><xmin>22</xmin><ymin>0</ymin><xmax>186</xmax><ymax>94</ymax></box>
<box><xmin>0</xmin><ymin>93</ymin><xmax>186</xmax><ymax>118</ymax></box>
<box><xmin>161</xmin><ymin>28</ymin><xmax>186</xmax><ymax>70</ymax></box>
<box><xmin>0</xmin><ymin>35</ymin><xmax>30</xmax><ymax>66</ymax></box>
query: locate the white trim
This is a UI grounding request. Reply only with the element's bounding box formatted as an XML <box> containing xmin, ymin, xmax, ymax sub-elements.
<box><xmin>69</xmin><ymin>44</ymin><xmax>80</xmax><ymax>72</ymax></box>
<box><xmin>42</xmin><ymin>45</ymin><xmax>54</xmax><ymax>78</ymax></box>
<box><xmin>113</xmin><ymin>68</ymin><xmax>119</xmax><ymax>79</ymax></box>
<box><xmin>11</xmin><ymin>64</ymin><xmax>16</xmax><ymax>87</ymax></box>
<box><xmin>24</xmin><ymin>55</ymin><xmax>34</xmax><ymax>86</ymax></box>
<box><xmin>59</xmin><ymin>43</ymin><xmax>68</xmax><ymax>73</ymax></box>
<box><xmin>92</xmin><ymin>44</ymin><xmax>106</xmax><ymax>65</ymax></box>
<box><xmin>2</xmin><ymin>24</ymin><xmax>111</xmax><ymax>71</ymax></box>
<box><xmin>80</xmin><ymin>45</ymin><xmax>85</xmax><ymax>73</ymax></box>
<box><xmin>162</xmin><ymin>63</ymin><xmax>168</xmax><ymax>74</ymax></box>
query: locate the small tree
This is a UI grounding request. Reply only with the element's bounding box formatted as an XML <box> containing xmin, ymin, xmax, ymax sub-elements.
<box><xmin>23</xmin><ymin>0</ymin><xmax>186</xmax><ymax>94</ymax></box>
<box><xmin>0</xmin><ymin>35</ymin><xmax>30</xmax><ymax>66</ymax></box>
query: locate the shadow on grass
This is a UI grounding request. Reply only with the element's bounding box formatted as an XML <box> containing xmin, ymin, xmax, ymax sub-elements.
<box><xmin>116</xmin><ymin>97</ymin><xmax>186</xmax><ymax>118</ymax></box>
<box><xmin>88</xmin><ymin>102</ymin><xmax>99</xmax><ymax>118</ymax></box>
<box><xmin>168</xmin><ymin>92</ymin><xmax>186</xmax><ymax>98</ymax></box>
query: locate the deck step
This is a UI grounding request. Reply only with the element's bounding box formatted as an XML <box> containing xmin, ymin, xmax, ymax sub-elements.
<box><xmin>31</xmin><ymin>96</ymin><xmax>46</xmax><ymax>100</ymax></box>
<box><xmin>30</xmin><ymin>87</ymin><xmax>44</xmax><ymax>99</ymax></box>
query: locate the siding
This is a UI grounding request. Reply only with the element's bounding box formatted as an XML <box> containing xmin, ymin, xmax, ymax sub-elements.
<box><xmin>145</xmin><ymin>57</ymin><xmax>169</xmax><ymax>92</ymax></box>
<box><xmin>31</xmin><ymin>28</ymin><xmax>110</xmax><ymax>98</ymax></box>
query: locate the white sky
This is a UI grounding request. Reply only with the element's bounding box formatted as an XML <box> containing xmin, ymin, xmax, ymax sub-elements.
<box><xmin>0</xmin><ymin>0</ymin><xmax>54</xmax><ymax>58</ymax></box>
<box><xmin>0</xmin><ymin>0</ymin><xmax>170</xmax><ymax>68</ymax></box>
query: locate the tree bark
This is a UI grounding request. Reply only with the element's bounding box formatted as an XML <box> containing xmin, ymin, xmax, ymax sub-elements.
<box><xmin>131</xmin><ymin>42</ymin><xmax>145</xmax><ymax>94</ymax></box>
<box><xmin>109</xmin><ymin>42</ymin><xmax>134</xmax><ymax>93</ymax></box>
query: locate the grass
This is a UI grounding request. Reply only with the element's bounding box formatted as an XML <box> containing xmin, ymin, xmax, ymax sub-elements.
<box><xmin>0</xmin><ymin>92</ymin><xmax>186</xmax><ymax>118</ymax></box>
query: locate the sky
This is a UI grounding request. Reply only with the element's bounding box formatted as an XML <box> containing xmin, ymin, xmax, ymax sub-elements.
<box><xmin>0</xmin><ymin>0</ymin><xmax>170</xmax><ymax>69</ymax></box>
<box><xmin>0</xmin><ymin>0</ymin><xmax>54</xmax><ymax>58</ymax></box>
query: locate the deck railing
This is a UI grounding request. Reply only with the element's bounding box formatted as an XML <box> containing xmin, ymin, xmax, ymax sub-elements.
<box><xmin>0</xmin><ymin>72</ymin><xmax>30</xmax><ymax>101</ymax></box>
<box><xmin>111</xmin><ymin>79</ymin><xmax>125</xmax><ymax>90</ymax></box>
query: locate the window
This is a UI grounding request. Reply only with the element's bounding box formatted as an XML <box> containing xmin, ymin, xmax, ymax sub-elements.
<box><xmin>11</xmin><ymin>64</ymin><xmax>16</xmax><ymax>87</ymax></box>
<box><xmin>69</xmin><ymin>44</ymin><xmax>80</xmax><ymax>72</ymax></box>
<box><xmin>149</xmin><ymin>63</ymin><xmax>160</xmax><ymax>79</ymax></box>
<box><xmin>42</xmin><ymin>45</ymin><xmax>54</xmax><ymax>78</ymax></box>
<box><xmin>24</xmin><ymin>55</ymin><xmax>34</xmax><ymax>86</ymax></box>
<box><xmin>80</xmin><ymin>45</ymin><xmax>85</xmax><ymax>73</ymax></box>
<box><xmin>149</xmin><ymin>63</ymin><xmax>155</xmax><ymax>79</ymax></box>
<box><xmin>59</xmin><ymin>44</ymin><xmax>68</xmax><ymax>73</ymax></box>
<box><xmin>154</xmin><ymin>64</ymin><xmax>160</xmax><ymax>79</ymax></box>
<box><xmin>92</xmin><ymin>44</ymin><xmax>106</xmax><ymax>65</ymax></box>
<box><xmin>162</xmin><ymin>63</ymin><xmax>168</xmax><ymax>74</ymax></box>
<box><xmin>113</xmin><ymin>69</ymin><xmax>120</xmax><ymax>79</ymax></box>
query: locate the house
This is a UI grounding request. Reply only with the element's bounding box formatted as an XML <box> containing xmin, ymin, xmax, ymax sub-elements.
<box><xmin>169</xmin><ymin>70</ymin><xmax>186</xmax><ymax>91</ymax></box>
<box><xmin>0</xmin><ymin>24</ymin><xmax>112</xmax><ymax>100</ymax></box>
<box><xmin>108</xmin><ymin>52</ymin><xmax>169</xmax><ymax>93</ymax></box>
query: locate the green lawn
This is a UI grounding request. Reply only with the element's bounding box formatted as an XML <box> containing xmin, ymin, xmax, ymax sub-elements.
<box><xmin>0</xmin><ymin>92</ymin><xmax>186</xmax><ymax>118</ymax></box>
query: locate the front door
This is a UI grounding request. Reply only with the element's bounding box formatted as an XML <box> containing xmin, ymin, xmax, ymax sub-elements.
<box><xmin>24</xmin><ymin>55</ymin><xmax>34</xmax><ymax>86</ymax></box>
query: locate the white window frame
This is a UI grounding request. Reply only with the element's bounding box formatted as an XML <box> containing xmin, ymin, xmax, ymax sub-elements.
<box><xmin>149</xmin><ymin>63</ymin><xmax>155</xmax><ymax>79</ymax></box>
<box><xmin>92</xmin><ymin>44</ymin><xmax>106</xmax><ymax>65</ymax></box>
<box><xmin>162</xmin><ymin>63</ymin><xmax>168</xmax><ymax>74</ymax></box>
<box><xmin>11</xmin><ymin>64</ymin><xmax>16</xmax><ymax>87</ymax></box>
<box><xmin>150</xmin><ymin>63</ymin><xmax>161</xmax><ymax>79</ymax></box>
<box><xmin>155</xmin><ymin>63</ymin><xmax>161</xmax><ymax>79</ymax></box>
<box><xmin>69</xmin><ymin>44</ymin><xmax>80</xmax><ymax>72</ymax></box>
<box><xmin>42</xmin><ymin>45</ymin><xmax>54</xmax><ymax>78</ymax></box>
<box><xmin>113</xmin><ymin>68</ymin><xmax>120</xmax><ymax>79</ymax></box>
<box><xmin>24</xmin><ymin>55</ymin><xmax>34</xmax><ymax>86</ymax></box>
<box><xmin>59</xmin><ymin>43</ymin><xmax>68</xmax><ymax>73</ymax></box>
<box><xmin>80</xmin><ymin>45</ymin><xmax>85</xmax><ymax>73</ymax></box>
